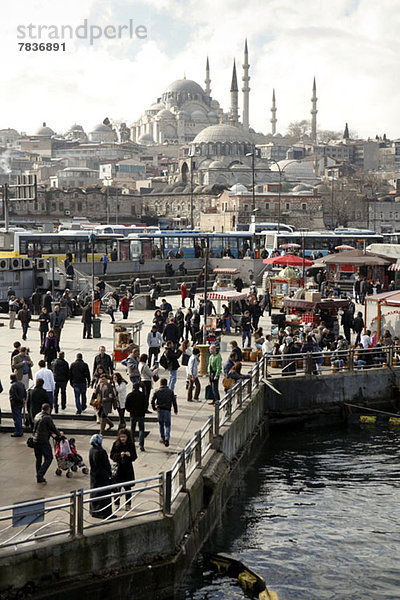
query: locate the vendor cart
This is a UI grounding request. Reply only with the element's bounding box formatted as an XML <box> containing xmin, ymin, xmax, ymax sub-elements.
<box><xmin>200</xmin><ymin>290</ymin><xmax>248</xmax><ymax>333</ymax></box>
<box><xmin>113</xmin><ymin>321</ymin><xmax>143</xmax><ymax>365</ymax></box>
<box><xmin>212</xmin><ymin>267</ymin><xmax>240</xmax><ymax>290</ymax></box>
<box><xmin>282</xmin><ymin>297</ymin><xmax>350</xmax><ymax>334</ymax></box>
<box><xmin>263</xmin><ymin>266</ymin><xmax>302</xmax><ymax>308</ymax></box>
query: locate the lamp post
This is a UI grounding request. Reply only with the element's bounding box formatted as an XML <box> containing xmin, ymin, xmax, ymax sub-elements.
<box><xmin>245</xmin><ymin>151</ymin><xmax>256</xmax><ymax>213</ymax></box>
<box><xmin>267</xmin><ymin>159</ymin><xmax>300</xmax><ymax>235</ymax></box>
<box><xmin>88</xmin><ymin>232</ymin><xmax>97</xmax><ymax>302</ymax></box>
<box><xmin>189</xmin><ymin>155</ymin><xmax>194</xmax><ymax>230</ymax></box>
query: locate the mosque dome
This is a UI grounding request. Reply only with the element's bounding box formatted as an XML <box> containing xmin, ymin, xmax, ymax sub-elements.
<box><xmin>138</xmin><ymin>133</ymin><xmax>155</xmax><ymax>145</ymax></box>
<box><xmin>157</xmin><ymin>109</ymin><xmax>175</xmax><ymax>120</ymax></box>
<box><xmin>292</xmin><ymin>184</ymin><xmax>310</xmax><ymax>192</ymax></box>
<box><xmin>231</xmin><ymin>163</ymin><xmax>248</xmax><ymax>169</ymax></box>
<box><xmin>270</xmin><ymin>160</ymin><xmax>315</xmax><ymax>179</ymax></box>
<box><xmin>35</xmin><ymin>122</ymin><xmax>55</xmax><ymax>137</ymax></box>
<box><xmin>150</xmin><ymin>102</ymin><xmax>165</xmax><ymax>111</ymax></box>
<box><xmin>229</xmin><ymin>183</ymin><xmax>249</xmax><ymax>194</ymax></box>
<box><xmin>91</xmin><ymin>123</ymin><xmax>113</xmax><ymax>133</ymax></box>
<box><xmin>192</xmin><ymin>124</ymin><xmax>252</xmax><ymax>145</ymax></box>
<box><xmin>163</xmin><ymin>79</ymin><xmax>204</xmax><ymax>96</ymax></box>
<box><xmin>207</xmin><ymin>111</ymin><xmax>218</xmax><ymax>118</ymax></box>
<box><xmin>69</xmin><ymin>124</ymin><xmax>84</xmax><ymax>132</ymax></box>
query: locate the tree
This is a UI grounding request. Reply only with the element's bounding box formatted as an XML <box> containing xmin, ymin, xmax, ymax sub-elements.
<box><xmin>285</xmin><ymin>120</ymin><xmax>310</xmax><ymax>140</ymax></box>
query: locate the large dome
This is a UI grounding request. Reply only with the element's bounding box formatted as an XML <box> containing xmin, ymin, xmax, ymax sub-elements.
<box><xmin>270</xmin><ymin>160</ymin><xmax>316</xmax><ymax>180</ymax></box>
<box><xmin>192</xmin><ymin>124</ymin><xmax>252</xmax><ymax>145</ymax></box>
<box><xmin>35</xmin><ymin>122</ymin><xmax>55</xmax><ymax>137</ymax></box>
<box><xmin>164</xmin><ymin>79</ymin><xmax>204</xmax><ymax>96</ymax></box>
<box><xmin>91</xmin><ymin>123</ymin><xmax>113</xmax><ymax>133</ymax></box>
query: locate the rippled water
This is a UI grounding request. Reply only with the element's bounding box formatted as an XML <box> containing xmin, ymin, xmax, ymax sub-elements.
<box><xmin>181</xmin><ymin>425</ymin><xmax>400</xmax><ymax>600</ymax></box>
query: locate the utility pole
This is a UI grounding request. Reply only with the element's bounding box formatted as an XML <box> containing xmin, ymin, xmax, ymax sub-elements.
<box><xmin>202</xmin><ymin>236</ymin><xmax>209</xmax><ymax>344</ymax></box>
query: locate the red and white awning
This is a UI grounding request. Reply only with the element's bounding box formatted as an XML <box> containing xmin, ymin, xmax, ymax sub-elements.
<box><xmin>388</xmin><ymin>262</ymin><xmax>400</xmax><ymax>271</ymax></box>
<box><xmin>200</xmin><ymin>290</ymin><xmax>248</xmax><ymax>301</ymax></box>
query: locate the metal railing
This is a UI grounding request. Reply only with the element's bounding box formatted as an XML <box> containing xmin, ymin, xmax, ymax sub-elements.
<box><xmin>0</xmin><ymin>492</ymin><xmax>77</xmax><ymax>549</ymax></box>
<box><xmin>264</xmin><ymin>344</ymin><xmax>397</xmax><ymax>377</ymax></box>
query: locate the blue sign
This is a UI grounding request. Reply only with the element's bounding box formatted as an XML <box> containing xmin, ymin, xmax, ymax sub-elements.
<box><xmin>13</xmin><ymin>499</ymin><xmax>45</xmax><ymax>527</ymax></box>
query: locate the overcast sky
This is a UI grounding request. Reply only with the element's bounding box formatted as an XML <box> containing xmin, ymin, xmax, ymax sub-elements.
<box><xmin>1</xmin><ymin>0</ymin><xmax>398</xmax><ymax>139</ymax></box>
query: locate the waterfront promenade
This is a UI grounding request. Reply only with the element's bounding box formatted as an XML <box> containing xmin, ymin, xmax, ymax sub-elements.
<box><xmin>0</xmin><ymin>291</ymin><xmax>268</xmax><ymax>507</ymax></box>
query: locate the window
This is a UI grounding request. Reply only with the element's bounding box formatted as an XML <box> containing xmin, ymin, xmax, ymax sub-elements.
<box><xmin>244</xmin><ymin>204</ymin><xmax>249</xmax><ymax>211</ymax></box>
<box><xmin>51</xmin><ymin>203</ymin><xmax>56</xmax><ymax>211</ymax></box>
<box><xmin>302</xmin><ymin>203</ymin><xmax>307</xmax><ymax>211</ymax></box>
<box><xmin>131</xmin><ymin>205</ymin><xmax>136</xmax><ymax>215</ymax></box>
<box><xmin>265</xmin><ymin>203</ymin><xmax>269</xmax><ymax>211</ymax></box>
<box><xmin>77</xmin><ymin>203</ymin><xmax>82</xmax><ymax>212</ymax></box>
<box><xmin>59</xmin><ymin>202</ymin><xmax>64</xmax><ymax>211</ymax></box>
<box><xmin>285</xmin><ymin>202</ymin><xmax>290</xmax><ymax>210</ymax></box>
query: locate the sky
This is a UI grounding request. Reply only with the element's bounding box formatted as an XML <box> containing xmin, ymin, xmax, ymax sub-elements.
<box><xmin>1</xmin><ymin>0</ymin><xmax>399</xmax><ymax>139</ymax></box>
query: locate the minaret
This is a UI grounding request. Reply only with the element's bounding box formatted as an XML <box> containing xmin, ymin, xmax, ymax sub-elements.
<box><xmin>343</xmin><ymin>122</ymin><xmax>349</xmax><ymax>139</ymax></box>
<box><xmin>270</xmin><ymin>88</ymin><xmax>277</xmax><ymax>135</ymax></box>
<box><xmin>205</xmin><ymin>56</ymin><xmax>211</xmax><ymax>96</ymax></box>
<box><xmin>242</xmin><ymin>38</ymin><xmax>250</xmax><ymax>131</ymax></box>
<box><xmin>311</xmin><ymin>77</ymin><xmax>318</xmax><ymax>143</ymax></box>
<box><xmin>229</xmin><ymin>60</ymin><xmax>239</xmax><ymax>126</ymax></box>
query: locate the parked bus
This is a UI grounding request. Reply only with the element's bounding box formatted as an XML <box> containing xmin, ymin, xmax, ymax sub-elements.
<box><xmin>263</xmin><ymin>230</ymin><xmax>383</xmax><ymax>257</ymax></box>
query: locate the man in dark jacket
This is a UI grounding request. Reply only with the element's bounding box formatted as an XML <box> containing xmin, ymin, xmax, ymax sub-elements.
<box><xmin>163</xmin><ymin>319</ymin><xmax>180</xmax><ymax>346</ymax></box>
<box><xmin>353</xmin><ymin>311</ymin><xmax>364</xmax><ymax>346</ymax></box>
<box><xmin>31</xmin><ymin>289</ymin><xmax>42</xmax><ymax>315</ymax></box>
<box><xmin>27</xmin><ymin>378</ymin><xmax>49</xmax><ymax>425</ymax></box>
<box><xmin>151</xmin><ymin>378</ymin><xmax>178</xmax><ymax>447</ymax></box>
<box><xmin>69</xmin><ymin>353</ymin><xmax>91</xmax><ymax>414</ymax></box>
<box><xmin>125</xmin><ymin>383</ymin><xmax>148</xmax><ymax>451</ymax></box>
<box><xmin>43</xmin><ymin>291</ymin><xmax>53</xmax><ymax>313</ymax></box>
<box><xmin>93</xmin><ymin>345</ymin><xmax>113</xmax><ymax>376</ymax></box>
<box><xmin>81</xmin><ymin>302</ymin><xmax>93</xmax><ymax>339</ymax></box>
<box><xmin>240</xmin><ymin>310</ymin><xmax>253</xmax><ymax>348</ymax></box>
<box><xmin>50</xmin><ymin>305</ymin><xmax>66</xmax><ymax>343</ymax></box>
<box><xmin>17</xmin><ymin>304</ymin><xmax>31</xmax><ymax>341</ymax></box>
<box><xmin>9</xmin><ymin>374</ymin><xmax>26</xmax><ymax>437</ymax></box>
<box><xmin>52</xmin><ymin>352</ymin><xmax>70</xmax><ymax>412</ymax></box>
<box><xmin>163</xmin><ymin>341</ymin><xmax>182</xmax><ymax>391</ymax></box>
<box><xmin>32</xmin><ymin>403</ymin><xmax>62</xmax><ymax>484</ymax></box>
<box><xmin>234</xmin><ymin>275</ymin><xmax>244</xmax><ymax>292</ymax></box>
<box><xmin>341</xmin><ymin>308</ymin><xmax>354</xmax><ymax>345</ymax></box>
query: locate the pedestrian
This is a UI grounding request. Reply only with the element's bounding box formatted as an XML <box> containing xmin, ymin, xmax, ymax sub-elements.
<box><xmin>133</xmin><ymin>278</ymin><xmax>141</xmax><ymax>295</ymax></box>
<box><xmin>147</xmin><ymin>324</ymin><xmax>163</xmax><ymax>367</ymax></box>
<box><xmin>7</xmin><ymin>286</ymin><xmax>16</xmax><ymax>299</ymax></box>
<box><xmin>241</xmin><ymin>310</ymin><xmax>253</xmax><ymax>348</ymax></box>
<box><xmin>153</xmin><ymin>309</ymin><xmax>164</xmax><ymax>334</ymax></box>
<box><xmin>151</xmin><ymin>378</ymin><xmax>178</xmax><ymax>447</ymax></box>
<box><xmin>127</xmin><ymin>347</ymin><xmax>140</xmax><ymax>385</ymax></box>
<box><xmin>138</xmin><ymin>353</ymin><xmax>156</xmax><ymax>410</ymax></box>
<box><xmin>17</xmin><ymin>304</ymin><xmax>31</xmax><ymax>341</ymax></box>
<box><xmin>207</xmin><ymin>344</ymin><xmax>222</xmax><ymax>406</ymax></box>
<box><xmin>89</xmin><ymin>434</ymin><xmax>113</xmax><ymax>519</ymax></box>
<box><xmin>113</xmin><ymin>372</ymin><xmax>128</xmax><ymax>428</ymax></box>
<box><xmin>360</xmin><ymin>278</ymin><xmax>368</xmax><ymax>305</ymax></box>
<box><xmin>341</xmin><ymin>308</ymin><xmax>354</xmax><ymax>345</ymax></box>
<box><xmin>101</xmin><ymin>254</ymin><xmax>109</xmax><ymax>275</ymax></box>
<box><xmin>12</xmin><ymin>346</ymin><xmax>33</xmax><ymax>390</ymax></box>
<box><xmin>187</xmin><ymin>348</ymin><xmax>201</xmax><ymax>402</ymax></box>
<box><xmin>282</xmin><ymin>336</ymin><xmax>297</xmax><ymax>376</ymax></box>
<box><xmin>31</xmin><ymin>289</ymin><xmax>42</xmax><ymax>315</ymax></box>
<box><xmin>125</xmin><ymin>382</ymin><xmax>147</xmax><ymax>452</ymax></box>
<box><xmin>93</xmin><ymin>346</ymin><xmax>114</xmax><ymax>376</ymax></box>
<box><xmin>11</xmin><ymin>341</ymin><xmax>21</xmax><ymax>368</ymax></box>
<box><xmin>230</xmin><ymin>340</ymin><xmax>242</xmax><ymax>362</ymax></box>
<box><xmin>223</xmin><ymin>352</ymin><xmax>237</xmax><ymax>376</ymax></box>
<box><xmin>162</xmin><ymin>340</ymin><xmax>182</xmax><ymax>391</ymax></box>
<box><xmin>110</xmin><ymin>428</ymin><xmax>137</xmax><ymax>510</ymax></box>
<box><xmin>52</xmin><ymin>351</ymin><xmax>69</xmax><ymax>412</ymax></box>
<box><xmin>234</xmin><ymin>274</ymin><xmax>244</xmax><ymax>292</ymax></box>
<box><xmin>94</xmin><ymin>373</ymin><xmax>117</xmax><ymax>434</ymax></box>
<box><xmin>9</xmin><ymin>373</ymin><xmax>26</xmax><ymax>437</ymax></box>
<box><xmin>353</xmin><ymin>311</ymin><xmax>364</xmax><ymax>346</ymax></box>
<box><xmin>163</xmin><ymin>316</ymin><xmax>180</xmax><ymax>347</ymax></box>
<box><xmin>180</xmin><ymin>282</ymin><xmax>188</xmax><ymax>308</ymax></box>
<box><xmin>35</xmin><ymin>360</ymin><xmax>56</xmax><ymax>408</ymax></box>
<box><xmin>120</xmin><ymin>293</ymin><xmax>130</xmax><ymax>319</ymax></box>
<box><xmin>191</xmin><ymin>309</ymin><xmax>200</xmax><ymax>341</ymax></box>
<box><xmin>38</xmin><ymin>307</ymin><xmax>51</xmax><ymax>352</ymax></box>
<box><xmin>81</xmin><ymin>301</ymin><xmax>93</xmax><ymax>339</ymax></box>
<box><xmin>27</xmin><ymin>378</ymin><xmax>49</xmax><ymax>425</ymax></box>
<box><xmin>69</xmin><ymin>353</ymin><xmax>91</xmax><ymax>414</ymax></box>
<box><xmin>107</xmin><ymin>295</ymin><xmax>117</xmax><ymax>323</ymax></box>
<box><xmin>43</xmin><ymin>329</ymin><xmax>60</xmax><ymax>369</ymax></box>
<box><xmin>8</xmin><ymin>295</ymin><xmax>19</xmax><ymax>329</ymax></box>
<box><xmin>188</xmin><ymin>282</ymin><xmax>196</xmax><ymax>308</ymax></box>
<box><xmin>160</xmin><ymin>298</ymin><xmax>173</xmax><ymax>322</ymax></box>
<box><xmin>50</xmin><ymin>305</ymin><xmax>66</xmax><ymax>344</ymax></box>
<box><xmin>32</xmin><ymin>403</ymin><xmax>62</xmax><ymax>484</ymax></box>
<box><xmin>43</xmin><ymin>291</ymin><xmax>53</xmax><ymax>313</ymax></box>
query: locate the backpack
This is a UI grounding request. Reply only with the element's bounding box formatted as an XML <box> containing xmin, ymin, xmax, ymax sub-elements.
<box><xmin>159</xmin><ymin>352</ymin><xmax>169</xmax><ymax>370</ymax></box>
<box><xmin>222</xmin><ymin>375</ymin><xmax>234</xmax><ymax>390</ymax></box>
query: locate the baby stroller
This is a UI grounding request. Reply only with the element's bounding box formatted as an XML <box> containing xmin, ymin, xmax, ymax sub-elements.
<box><xmin>54</xmin><ymin>436</ymin><xmax>89</xmax><ymax>478</ymax></box>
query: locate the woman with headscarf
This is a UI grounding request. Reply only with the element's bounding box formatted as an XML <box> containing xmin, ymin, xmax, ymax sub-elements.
<box><xmin>110</xmin><ymin>428</ymin><xmax>137</xmax><ymax>510</ymax></box>
<box><xmin>89</xmin><ymin>434</ymin><xmax>113</xmax><ymax>519</ymax></box>
<box><xmin>43</xmin><ymin>329</ymin><xmax>59</xmax><ymax>369</ymax></box>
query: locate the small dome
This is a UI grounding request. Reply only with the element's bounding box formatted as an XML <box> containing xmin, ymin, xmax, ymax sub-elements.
<box><xmin>138</xmin><ymin>133</ymin><xmax>155</xmax><ymax>145</ymax></box>
<box><xmin>209</xmin><ymin>160</ymin><xmax>225</xmax><ymax>168</ymax></box>
<box><xmin>229</xmin><ymin>183</ymin><xmax>249</xmax><ymax>194</ymax></box>
<box><xmin>178</xmin><ymin>109</ymin><xmax>190</xmax><ymax>117</ymax></box>
<box><xmin>231</xmin><ymin>163</ymin><xmax>249</xmax><ymax>170</ymax></box>
<box><xmin>208</xmin><ymin>111</ymin><xmax>218</xmax><ymax>118</ymax></box>
<box><xmin>269</xmin><ymin>159</ymin><xmax>315</xmax><ymax>179</ymax></box>
<box><xmin>35</xmin><ymin>122</ymin><xmax>55</xmax><ymax>137</ymax></box>
<box><xmin>192</xmin><ymin>124</ymin><xmax>252</xmax><ymax>145</ymax></box>
<box><xmin>69</xmin><ymin>124</ymin><xmax>84</xmax><ymax>132</ymax></box>
<box><xmin>150</xmin><ymin>102</ymin><xmax>165</xmax><ymax>111</ymax></box>
<box><xmin>91</xmin><ymin>123</ymin><xmax>113</xmax><ymax>133</ymax></box>
<box><xmin>157</xmin><ymin>109</ymin><xmax>174</xmax><ymax>119</ymax></box>
<box><xmin>292</xmin><ymin>184</ymin><xmax>309</xmax><ymax>192</ymax></box>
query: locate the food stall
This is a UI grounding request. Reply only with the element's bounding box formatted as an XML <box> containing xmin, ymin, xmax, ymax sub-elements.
<box><xmin>282</xmin><ymin>296</ymin><xmax>350</xmax><ymax>333</ymax></box>
<box><xmin>212</xmin><ymin>267</ymin><xmax>240</xmax><ymax>290</ymax></box>
<box><xmin>364</xmin><ymin>290</ymin><xmax>400</xmax><ymax>339</ymax></box>
<box><xmin>113</xmin><ymin>321</ymin><xmax>143</xmax><ymax>364</ymax></box>
<box><xmin>263</xmin><ymin>266</ymin><xmax>302</xmax><ymax>308</ymax></box>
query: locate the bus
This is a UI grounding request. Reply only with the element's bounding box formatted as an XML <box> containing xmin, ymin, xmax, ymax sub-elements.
<box><xmin>263</xmin><ymin>230</ymin><xmax>384</xmax><ymax>257</ymax></box>
<box><xmin>120</xmin><ymin>231</ymin><xmax>260</xmax><ymax>261</ymax></box>
<box><xmin>237</xmin><ymin>222</ymin><xmax>296</xmax><ymax>234</ymax></box>
<box><xmin>94</xmin><ymin>225</ymin><xmax>160</xmax><ymax>236</ymax></box>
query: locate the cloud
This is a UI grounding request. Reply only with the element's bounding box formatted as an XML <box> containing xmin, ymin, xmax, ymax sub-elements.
<box><xmin>0</xmin><ymin>0</ymin><xmax>398</xmax><ymax>139</ymax></box>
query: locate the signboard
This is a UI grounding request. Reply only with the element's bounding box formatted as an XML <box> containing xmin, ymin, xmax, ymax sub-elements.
<box><xmin>12</xmin><ymin>498</ymin><xmax>45</xmax><ymax>527</ymax></box>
